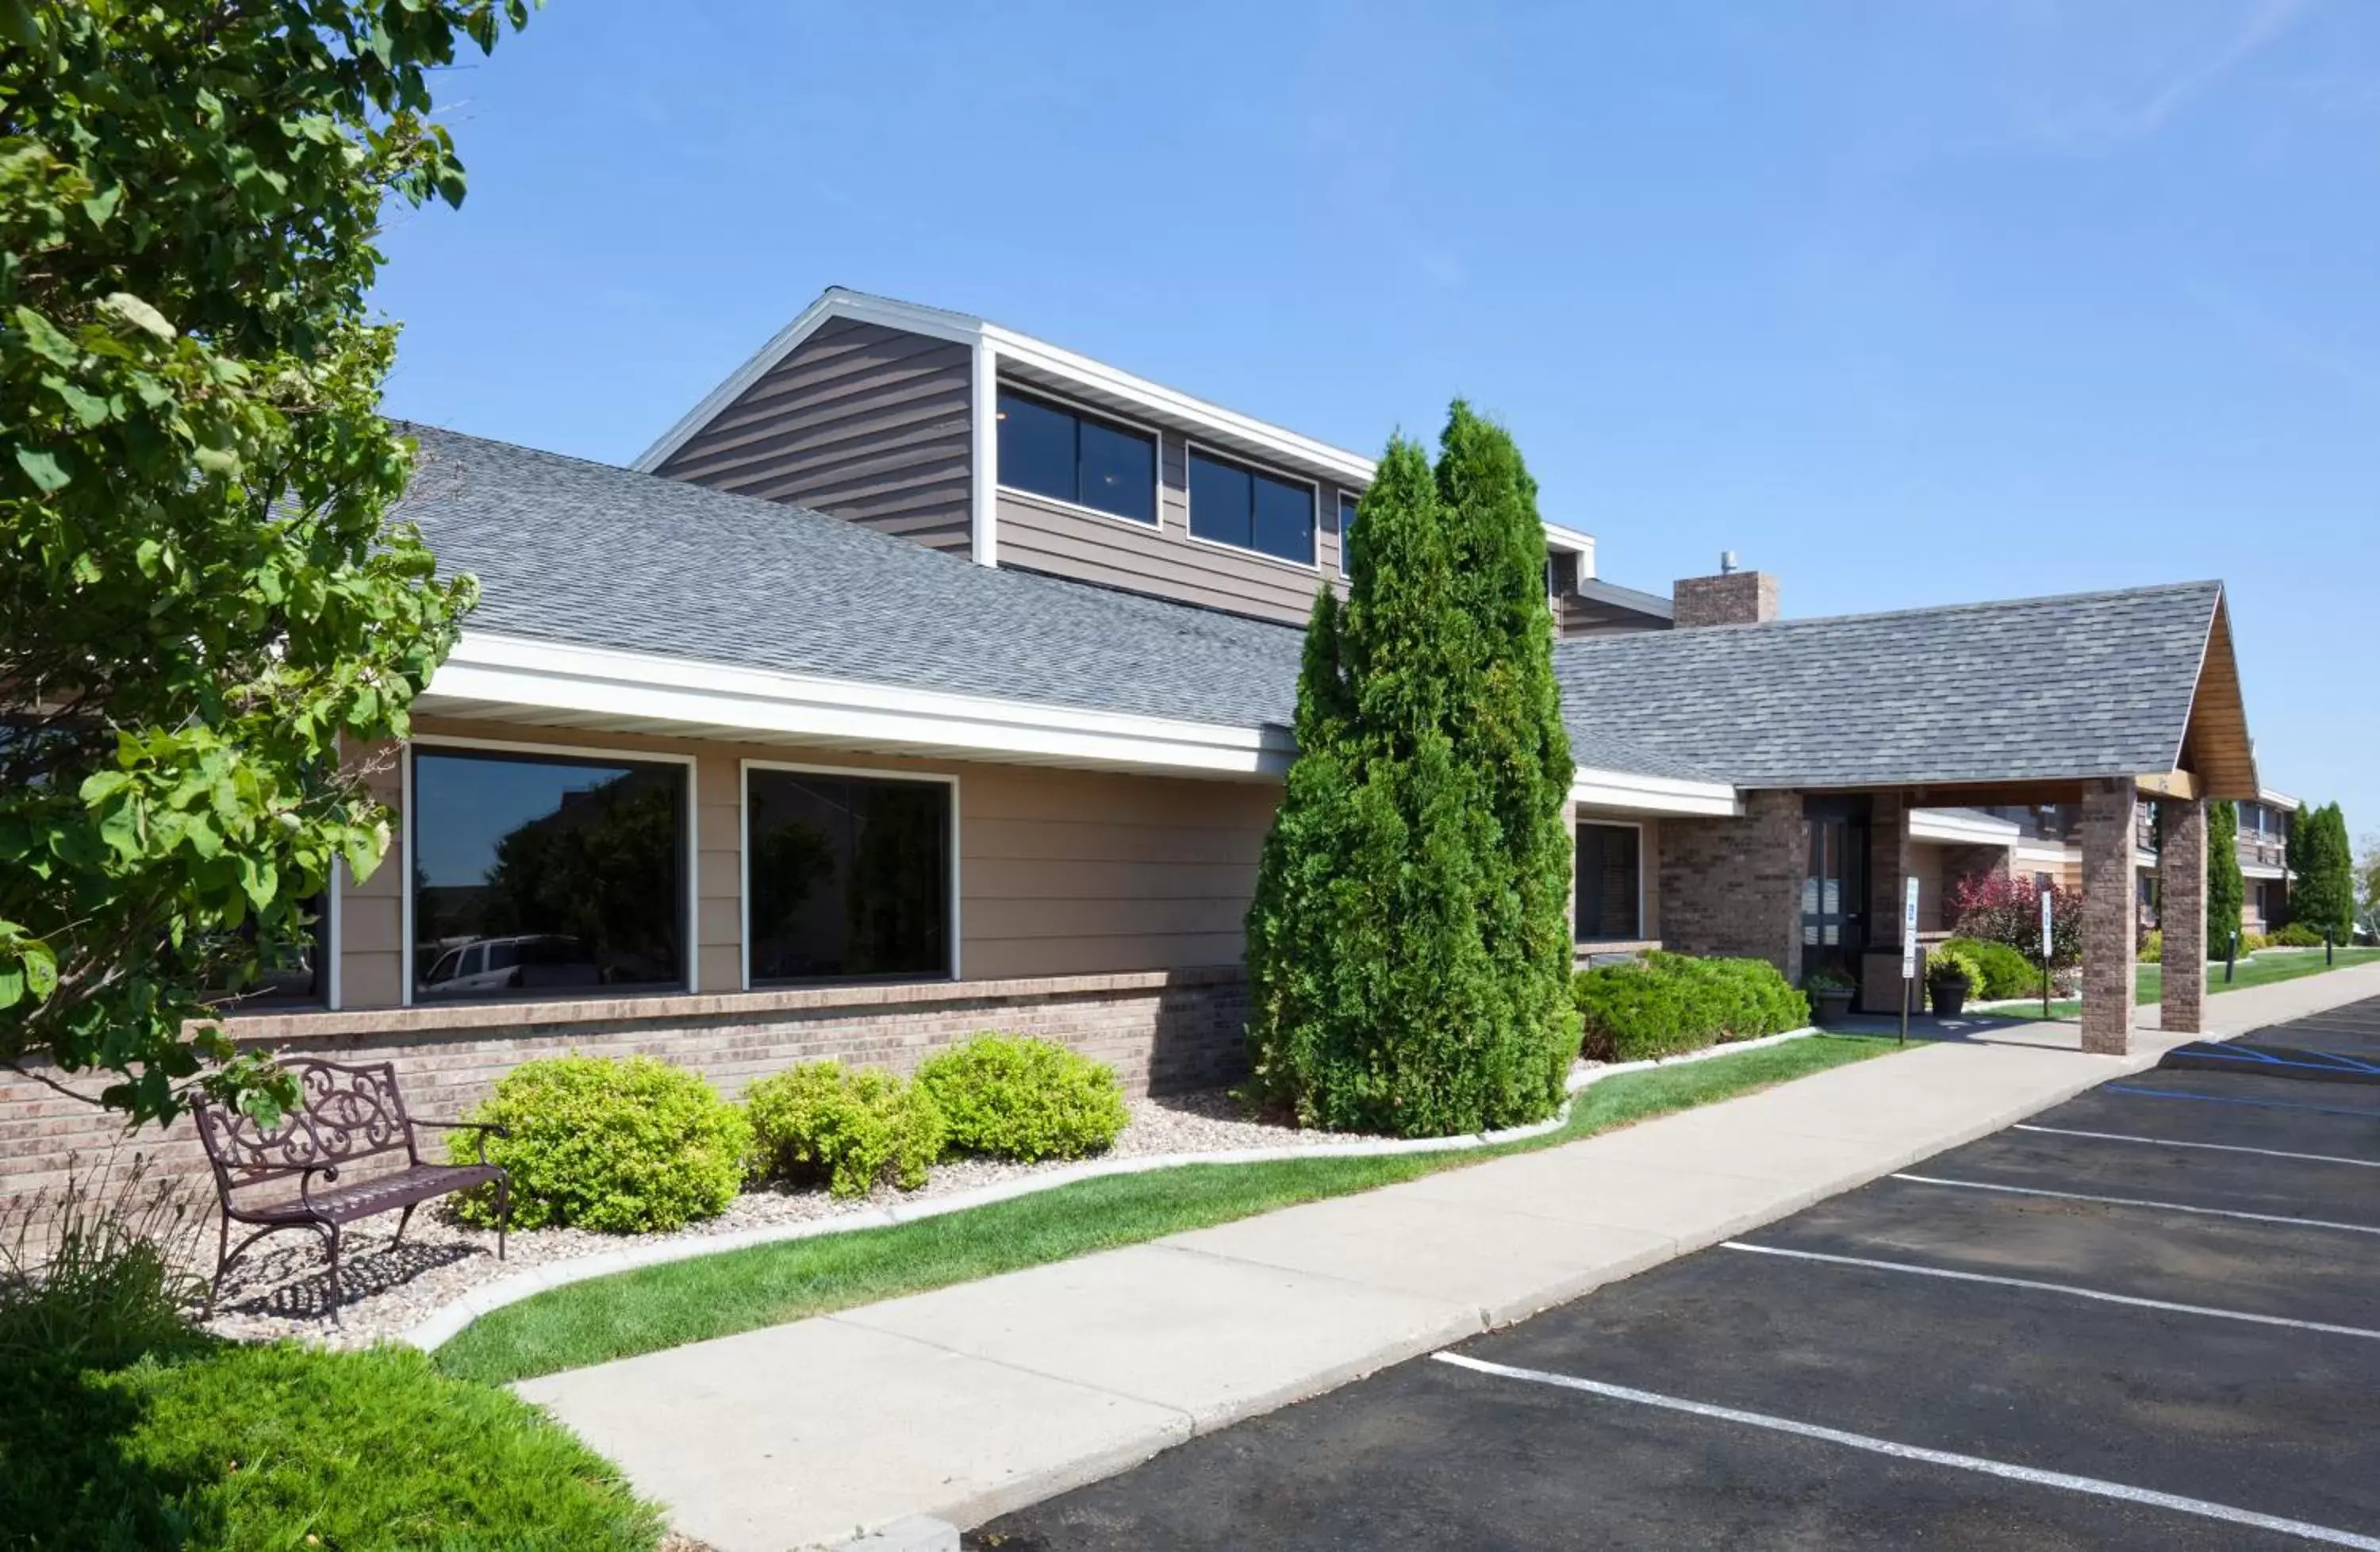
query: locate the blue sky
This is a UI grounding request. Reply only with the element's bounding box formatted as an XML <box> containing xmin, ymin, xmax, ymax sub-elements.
<box><xmin>376</xmin><ymin>0</ymin><xmax>2376</xmax><ymax>841</ymax></box>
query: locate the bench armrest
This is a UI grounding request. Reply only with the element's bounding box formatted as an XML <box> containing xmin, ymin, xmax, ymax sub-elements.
<box><xmin>295</xmin><ymin>1162</ymin><xmax>341</xmax><ymax>1216</ymax></box>
<box><xmin>411</xmin><ymin>1118</ymin><xmax>510</xmax><ymax>1165</ymax></box>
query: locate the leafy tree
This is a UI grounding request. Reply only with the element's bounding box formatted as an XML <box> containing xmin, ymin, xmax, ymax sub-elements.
<box><xmin>2206</xmin><ymin>800</ymin><xmax>2244</xmax><ymax>955</ymax></box>
<box><xmin>0</xmin><ymin>2</ymin><xmax>532</xmax><ymax>1123</ymax></box>
<box><xmin>1942</xmin><ymin>873</ymin><xmax>2082</xmax><ymax>970</ymax></box>
<box><xmin>2289</xmin><ymin>802</ymin><xmax>2355</xmax><ymax>944</ymax></box>
<box><xmin>2357</xmin><ymin>831</ymin><xmax>2380</xmax><ymax>943</ymax></box>
<box><xmin>1244</xmin><ymin>406</ymin><xmax>1576</xmax><ymax>1137</ymax></box>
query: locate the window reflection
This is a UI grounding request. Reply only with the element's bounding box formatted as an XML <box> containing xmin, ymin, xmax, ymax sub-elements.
<box><xmin>748</xmin><ymin>769</ymin><xmax>951</xmax><ymax>983</ymax></box>
<box><xmin>410</xmin><ymin>748</ymin><xmax>686</xmax><ymax>1001</ymax></box>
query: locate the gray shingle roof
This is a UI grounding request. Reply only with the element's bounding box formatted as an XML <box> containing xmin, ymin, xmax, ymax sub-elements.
<box><xmin>1550</xmin><ymin>582</ymin><xmax>2221</xmax><ymax>789</ymax></box>
<box><xmin>397</xmin><ymin>426</ymin><xmax>1309</xmax><ymax>732</ymax></box>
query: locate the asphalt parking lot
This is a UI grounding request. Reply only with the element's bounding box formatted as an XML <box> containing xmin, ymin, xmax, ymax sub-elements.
<box><xmin>969</xmin><ymin>997</ymin><xmax>2380</xmax><ymax>1550</ymax></box>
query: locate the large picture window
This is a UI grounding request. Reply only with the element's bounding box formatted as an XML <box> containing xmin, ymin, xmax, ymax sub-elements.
<box><xmin>996</xmin><ymin>388</ymin><xmax>1157</xmax><ymax>524</ymax></box>
<box><xmin>410</xmin><ymin>747</ymin><xmax>687</xmax><ymax>1001</ymax></box>
<box><xmin>1575</xmin><ymin>822</ymin><xmax>1642</xmax><ymax>942</ymax></box>
<box><xmin>747</xmin><ymin>768</ymin><xmax>953</xmax><ymax>984</ymax></box>
<box><xmin>1188</xmin><ymin>448</ymin><xmax>1315</xmax><ymax>566</ymax></box>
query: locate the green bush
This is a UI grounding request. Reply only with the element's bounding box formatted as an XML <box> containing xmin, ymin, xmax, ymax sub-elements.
<box><xmin>1937</xmin><ymin>936</ymin><xmax>2038</xmax><ymax>1000</ymax></box>
<box><xmin>1573</xmin><ymin>953</ymin><xmax>1810</xmax><ymax>1063</ymax></box>
<box><xmin>451</xmin><ymin>1056</ymin><xmax>752</xmax><ymax>1234</ymax></box>
<box><xmin>1</xmin><ymin>1341</ymin><xmax>662</xmax><ymax>1549</ymax></box>
<box><xmin>2272</xmin><ymin>922</ymin><xmax>2327</xmax><ymax>947</ymax></box>
<box><xmin>2140</xmin><ymin>928</ymin><xmax>2163</xmax><ymax>964</ymax></box>
<box><xmin>916</xmin><ymin>1035</ymin><xmax>1129</xmax><ymax>1162</ymax></box>
<box><xmin>2240</xmin><ymin>931</ymin><xmax>2272</xmax><ymax>955</ymax></box>
<box><xmin>747</xmin><ymin>1062</ymin><xmax>946</xmax><ymax>1199</ymax></box>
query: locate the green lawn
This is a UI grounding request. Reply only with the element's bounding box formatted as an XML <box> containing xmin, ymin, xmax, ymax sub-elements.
<box><xmin>2001</xmin><ymin>945</ymin><xmax>2379</xmax><ymax>1021</ymax></box>
<box><xmin>433</xmin><ymin>1032</ymin><xmax>1897</xmax><ymax>1386</ymax></box>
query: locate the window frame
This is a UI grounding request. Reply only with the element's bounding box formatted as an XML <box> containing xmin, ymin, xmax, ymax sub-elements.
<box><xmin>401</xmin><ymin>735</ymin><xmax>701</xmax><ymax>1008</ymax></box>
<box><xmin>992</xmin><ymin>382</ymin><xmax>1163</xmax><ymax>530</ymax></box>
<box><xmin>1183</xmin><ymin>440</ymin><xmax>1322</xmax><ymax>572</ymax></box>
<box><xmin>1337</xmin><ymin>490</ymin><xmax>1360</xmax><ymax>579</ymax></box>
<box><xmin>739</xmin><ymin>759</ymin><xmax>962</xmax><ymax>989</ymax></box>
<box><xmin>1573</xmin><ymin>818</ymin><xmax>1647</xmax><ymax>944</ymax></box>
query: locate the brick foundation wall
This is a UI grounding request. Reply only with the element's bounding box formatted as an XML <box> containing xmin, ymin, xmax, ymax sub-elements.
<box><xmin>0</xmin><ymin>969</ymin><xmax>1250</xmax><ymax>1206</ymax></box>
<box><xmin>1655</xmin><ymin>789</ymin><xmax>1805</xmax><ymax>982</ymax></box>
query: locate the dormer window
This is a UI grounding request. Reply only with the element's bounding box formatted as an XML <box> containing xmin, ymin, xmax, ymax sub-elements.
<box><xmin>996</xmin><ymin>387</ymin><xmax>1157</xmax><ymax>524</ymax></box>
<box><xmin>1188</xmin><ymin>446</ymin><xmax>1316</xmax><ymax>567</ymax></box>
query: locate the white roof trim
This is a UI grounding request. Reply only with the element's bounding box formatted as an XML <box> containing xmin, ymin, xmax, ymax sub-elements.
<box><xmin>2256</xmin><ymin>788</ymin><xmax>2301</xmax><ymax>811</ymax></box>
<box><xmin>2240</xmin><ymin>862</ymin><xmax>2291</xmax><ymax>880</ymax></box>
<box><xmin>1570</xmin><ymin>767</ymin><xmax>1741</xmax><ymax>818</ymax></box>
<box><xmin>1909</xmin><ymin>808</ymin><xmax>2021</xmax><ymax>846</ymax></box>
<box><xmin>418</xmin><ymin>632</ymin><xmax>1294</xmax><ymax>779</ymax></box>
<box><xmin>2013</xmin><ymin>839</ymin><xmax>2079</xmax><ymax>865</ymax></box>
<box><xmin>633</xmin><ymin>286</ymin><xmax>1599</xmax><ymax>559</ymax></box>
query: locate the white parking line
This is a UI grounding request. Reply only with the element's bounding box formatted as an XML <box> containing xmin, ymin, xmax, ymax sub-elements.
<box><xmin>2012</xmin><ymin>1123</ymin><xmax>2380</xmax><ymax>1170</ymax></box>
<box><xmin>1889</xmin><ymin>1174</ymin><xmax>2380</xmax><ymax>1236</ymax></box>
<box><xmin>1721</xmin><ymin>1240</ymin><xmax>2380</xmax><ymax>1341</ymax></box>
<box><xmin>1433</xmin><ymin>1351</ymin><xmax>2380</xmax><ymax>1550</ymax></box>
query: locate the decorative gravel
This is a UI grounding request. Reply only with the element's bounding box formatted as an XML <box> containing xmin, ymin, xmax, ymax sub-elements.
<box><xmin>201</xmin><ymin>1087</ymin><xmax>1394</xmax><ymax>1350</ymax></box>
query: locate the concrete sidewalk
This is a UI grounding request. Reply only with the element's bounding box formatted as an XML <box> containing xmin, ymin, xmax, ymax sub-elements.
<box><xmin>519</xmin><ymin>962</ymin><xmax>2380</xmax><ymax>1551</ymax></box>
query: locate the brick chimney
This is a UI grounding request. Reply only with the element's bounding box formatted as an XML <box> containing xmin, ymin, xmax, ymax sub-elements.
<box><xmin>1672</xmin><ymin>553</ymin><xmax>1779</xmax><ymax>628</ymax></box>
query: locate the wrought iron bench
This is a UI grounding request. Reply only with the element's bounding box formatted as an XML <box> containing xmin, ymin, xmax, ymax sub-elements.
<box><xmin>193</xmin><ymin>1058</ymin><xmax>510</xmax><ymax>1318</ymax></box>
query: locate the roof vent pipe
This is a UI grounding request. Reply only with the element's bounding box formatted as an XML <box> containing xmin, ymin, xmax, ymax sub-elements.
<box><xmin>1719</xmin><ymin>550</ymin><xmax>1739</xmax><ymax>574</ymax></box>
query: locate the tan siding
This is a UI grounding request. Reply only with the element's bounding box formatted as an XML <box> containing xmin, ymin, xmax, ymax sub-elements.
<box><xmin>339</xmin><ymin>740</ymin><xmax>405</xmax><ymax>1009</ymax></box>
<box><xmin>657</xmin><ymin>318</ymin><xmax>973</xmax><ymax>553</ymax></box>
<box><xmin>353</xmin><ymin>717</ymin><xmax>1279</xmax><ymax>1012</ymax></box>
<box><xmin>996</xmin><ymin>425</ymin><xmax>1349</xmax><ymax>626</ymax></box>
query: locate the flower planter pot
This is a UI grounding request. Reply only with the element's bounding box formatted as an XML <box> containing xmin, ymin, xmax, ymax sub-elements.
<box><xmin>1928</xmin><ymin>978</ymin><xmax>1970</xmax><ymax>1019</ymax></box>
<box><xmin>1810</xmin><ymin>988</ymin><xmax>1855</xmax><ymax>1025</ymax></box>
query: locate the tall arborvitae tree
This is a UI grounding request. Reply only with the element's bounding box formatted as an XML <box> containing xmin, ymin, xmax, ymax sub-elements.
<box><xmin>2291</xmin><ymin>803</ymin><xmax>2355</xmax><ymax>943</ymax></box>
<box><xmin>1245</xmin><ymin>409</ymin><xmax>1576</xmax><ymax>1136</ymax></box>
<box><xmin>2207</xmin><ymin>799</ymin><xmax>2244</xmax><ymax>954</ymax></box>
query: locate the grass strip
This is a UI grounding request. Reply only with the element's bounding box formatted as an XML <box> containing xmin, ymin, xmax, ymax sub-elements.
<box><xmin>2000</xmin><ymin>946</ymin><xmax>2380</xmax><ymax>1021</ymax></box>
<box><xmin>433</xmin><ymin>1033</ymin><xmax>1895</xmax><ymax>1385</ymax></box>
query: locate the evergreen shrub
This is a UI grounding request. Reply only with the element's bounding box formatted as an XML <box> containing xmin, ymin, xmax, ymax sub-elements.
<box><xmin>916</xmin><ymin>1035</ymin><xmax>1127</xmax><ymax>1162</ymax></box>
<box><xmin>451</xmin><ymin>1056</ymin><xmax>750</xmax><ymax>1233</ymax></box>
<box><xmin>1573</xmin><ymin>953</ymin><xmax>1810</xmax><ymax>1063</ymax></box>
<box><xmin>1937</xmin><ymin>936</ymin><xmax>2038</xmax><ymax>999</ymax></box>
<box><xmin>746</xmin><ymin>1062</ymin><xmax>945</xmax><ymax>1199</ymax></box>
<box><xmin>2272</xmin><ymin>922</ymin><xmax>2327</xmax><ymax>947</ymax></box>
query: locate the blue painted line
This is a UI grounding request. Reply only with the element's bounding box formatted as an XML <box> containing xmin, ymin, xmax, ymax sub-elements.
<box><xmin>2175</xmin><ymin>1046</ymin><xmax>2380</xmax><ymax>1076</ymax></box>
<box><xmin>2104</xmin><ymin>1084</ymin><xmax>2380</xmax><ymax>1120</ymax></box>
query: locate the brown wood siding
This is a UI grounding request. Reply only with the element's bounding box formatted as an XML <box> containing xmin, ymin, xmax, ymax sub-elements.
<box><xmin>333</xmin><ymin>717</ymin><xmax>1280</xmax><ymax>1010</ymax></box>
<box><xmin>656</xmin><ymin>317</ymin><xmax>973</xmax><ymax>553</ymax></box>
<box><xmin>996</xmin><ymin>423</ymin><xmax>1352</xmax><ymax>626</ymax></box>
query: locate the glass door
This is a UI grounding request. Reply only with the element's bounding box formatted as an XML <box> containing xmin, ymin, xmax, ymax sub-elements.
<box><xmin>1801</xmin><ymin>800</ymin><xmax>1871</xmax><ymax>982</ymax></box>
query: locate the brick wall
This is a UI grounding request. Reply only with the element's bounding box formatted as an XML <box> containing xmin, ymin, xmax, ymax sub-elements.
<box><xmin>2079</xmin><ymin>779</ymin><xmax>2137</xmax><ymax>1055</ymax></box>
<box><xmin>1672</xmin><ymin>570</ymin><xmax>1780</xmax><ymax>628</ymax></box>
<box><xmin>1655</xmin><ymin>789</ymin><xmax>1804</xmax><ymax>982</ymax></box>
<box><xmin>0</xmin><ymin>969</ymin><xmax>1250</xmax><ymax>1206</ymax></box>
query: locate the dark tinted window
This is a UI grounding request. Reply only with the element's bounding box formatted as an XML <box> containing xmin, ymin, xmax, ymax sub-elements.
<box><xmin>996</xmin><ymin>389</ymin><xmax>1156</xmax><ymax>524</ymax></box>
<box><xmin>748</xmin><ymin>770</ymin><xmax>951</xmax><ymax>983</ymax></box>
<box><xmin>410</xmin><ymin>748</ymin><xmax>685</xmax><ymax>1001</ymax></box>
<box><xmin>1338</xmin><ymin>492</ymin><xmax>1359</xmax><ymax>578</ymax></box>
<box><xmin>1188</xmin><ymin>448</ymin><xmax>1314</xmax><ymax>565</ymax></box>
<box><xmin>1575</xmin><ymin>823</ymin><xmax>1641</xmax><ymax>941</ymax></box>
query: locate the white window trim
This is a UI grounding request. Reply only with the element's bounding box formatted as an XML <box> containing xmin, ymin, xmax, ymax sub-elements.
<box><xmin>739</xmin><ymin>759</ymin><xmax>962</xmax><ymax>991</ymax></box>
<box><xmin>403</xmin><ymin>733</ymin><xmax>701</xmax><ymax>1008</ymax></box>
<box><xmin>1574</xmin><ymin>816</ymin><xmax>1648</xmax><ymax>944</ymax></box>
<box><xmin>992</xmin><ymin>380</ymin><xmax>1164</xmax><ymax>533</ymax></box>
<box><xmin>1183</xmin><ymin>440</ymin><xmax>1322</xmax><ymax>573</ymax></box>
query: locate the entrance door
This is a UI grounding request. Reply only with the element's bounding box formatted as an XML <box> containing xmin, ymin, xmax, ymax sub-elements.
<box><xmin>1802</xmin><ymin>800</ymin><xmax>1871</xmax><ymax>981</ymax></box>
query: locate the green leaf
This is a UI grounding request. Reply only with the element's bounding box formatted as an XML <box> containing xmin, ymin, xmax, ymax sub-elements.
<box><xmin>15</xmin><ymin>447</ymin><xmax>70</xmax><ymax>493</ymax></box>
<box><xmin>81</xmin><ymin>183</ymin><xmax>125</xmax><ymax>226</ymax></box>
<box><xmin>99</xmin><ymin>291</ymin><xmax>177</xmax><ymax>341</ymax></box>
<box><xmin>194</xmin><ymin>444</ymin><xmax>243</xmax><ymax>480</ymax></box>
<box><xmin>12</xmin><ymin>306</ymin><xmax>79</xmax><ymax>366</ymax></box>
<box><xmin>0</xmin><ymin>966</ymin><xmax>21</xmax><ymax>1010</ymax></box>
<box><xmin>0</xmin><ymin>0</ymin><xmax>37</xmax><ymax>49</ymax></box>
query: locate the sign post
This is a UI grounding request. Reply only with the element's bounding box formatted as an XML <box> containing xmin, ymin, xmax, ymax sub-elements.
<box><xmin>1900</xmin><ymin>876</ymin><xmax>1921</xmax><ymax>1046</ymax></box>
<box><xmin>2040</xmin><ymin>889</ymin><xmax>2053</xmax><ymax>1019</ymax></box>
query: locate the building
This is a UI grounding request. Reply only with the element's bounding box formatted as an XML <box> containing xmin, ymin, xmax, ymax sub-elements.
<box><xmin>0</xmin><ymin>289</ymin><xmax>2261</xmax><ymax>1197</ymax></box>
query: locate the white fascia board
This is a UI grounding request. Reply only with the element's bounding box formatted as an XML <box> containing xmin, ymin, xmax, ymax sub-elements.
<box><xmin>1909</xmin><ymin>807</ymin><xmax>2021</xmax><ymax>846</ymax></box>
<box><xmin>2257</xmin><ymin>787</ymin><xmax>2301</xmax><ymax>811</ymax></box>
<box><xmin>983</xmin><ymin>322</ymin><xmax>1376</xmax><ymax>487</ymax></box>
<box><xmin>1541</xmin><ymin>521</ymin><xmax>1597</xmax><ymax>566</ymax></box>
<box><xmin>2240</xmin><ymin>862</ymin><xmax>2290</xmax><ymax>880</ymax></box>
<box><xmin>420</xmin><ymin>633</ymin><xmax>1292</xmax><ymax>778</ymax></box>
<box><xmin>1569</xmin><ymin>767</ymin><xmax>1741</xmax><ymax>818</ymax></box>
<box><xmin>2013</xmin><ymin>839</ymin><xmax>2079</xmax><ymax>866</ymax></box>
<box><xmin>633</xmin><ymin>290</ymin><xmax>987</xmax><ymax>473</ymax></box>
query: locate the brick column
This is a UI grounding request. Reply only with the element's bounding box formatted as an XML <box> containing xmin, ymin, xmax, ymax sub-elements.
<box><xmin>1656</xmin><ymin>789</ymin><xmax>1805</xmax><ymax>982</ymax></box>
<box><xmin>2079</xmin><ymin>778</ymin><xmax>2137</xmax><ymax>1055</ymax></box>
<box><xmin>1868</xmin><ymin>793</ymin><xmax>1910</xmax><ymax>947</ymax></box>
<box><xmin>2159</xmin><ymin>797</ymin><xmax>2206</xmax><ymax>1035</ymax></box>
